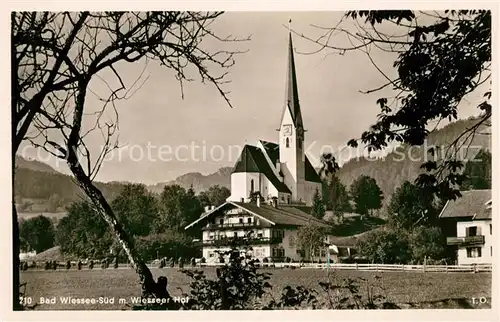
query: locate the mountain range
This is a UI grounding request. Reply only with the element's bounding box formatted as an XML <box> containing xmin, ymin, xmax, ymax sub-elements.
<box><xmin>14</xmin><ymin>117</ymin><xmax>490</xmax><ymax>213</ymax></box>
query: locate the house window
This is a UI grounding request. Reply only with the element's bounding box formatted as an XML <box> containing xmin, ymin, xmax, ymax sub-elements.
<box><xmin>208</xmin><ymin>252</ymin><xmax>214</xmax><ymax>258</ymax></box>
<box><xmin>466</xmin><ymin>247</ymin><xmax>482</xmax><ymax>258</ymax></box>
<box><xmin>239</xmin><ymin>218</ymin><xmax>243</xmax><ymax>224</ymax></box>
<box><xmin>250</xmin><ymin>179</ymin><xmax>254</xmax><ymax>193</ymax></box>
<box><xmin>257</xmin><ymin>230</ymin><xmax>263</xmax><ymax>238</ymax></box>
<box><xmin>490</xmin><ymin>224</ymin><xmax>492</xmax><ymax>235</ymax></box>
<box><xmin>272</xmin><ymin>248</ymin><xmax>285</xmax><ymax>258</ymax></box>
<box><xmin>219</xmin><ymin>218</ymin><xmax>224</xmax><ymax>225</ymax></box>
<box><xmin>247</xmin><ymin>218</ymin><xmax>252</xmax><ymax>224</ymax></box>
<box><xmin>466</xmin><ymin>226</ymin><xmax>478</xmax><ymax>237</ymax></box>
<box><xmin>285</xmin><ymin>137</ymin><xmax>290</xmax><ymax>148</ymax></box>
<box><xmin>272</xmin><ymin>229</ymin><xmax>284</xmax><ymax>239</ymax></box>
<box><xmin>253</xmin><ymin>248</ymin><xmax>265</xmax><ymax>258</ymax></box>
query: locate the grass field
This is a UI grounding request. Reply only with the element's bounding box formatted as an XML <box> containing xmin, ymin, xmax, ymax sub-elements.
<box><xmin>20</xmin><ymin>268</ymin><xmax>492</xmax><ymax>310</ymax></box>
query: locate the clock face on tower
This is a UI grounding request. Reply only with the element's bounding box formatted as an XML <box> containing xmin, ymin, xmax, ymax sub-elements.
<box><xmin>282</xmin><ymin>124</ymin><xmax>292</xmax><ymax>136</ymax></box>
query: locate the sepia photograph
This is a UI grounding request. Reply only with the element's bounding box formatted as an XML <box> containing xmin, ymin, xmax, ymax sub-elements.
<box><xmin>6</xmin><ymin>6</ymin><xmax>496</xmax><ymax>317</ymax></box>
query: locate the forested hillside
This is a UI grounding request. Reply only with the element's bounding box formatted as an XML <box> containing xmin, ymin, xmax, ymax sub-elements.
<box><xmin>14</xmin><ymin>117</ymin><xmax>490</xmax><ymax>213</ymax></box>
<box><xmin>335</xmin><ymin>117</ymin><xmax>491</xmax><ymax>206</ymax></box>
<box><xmin>14</xmin><ymin>158</ymin><xmax>125</xmax><ymax>212</ymax></box>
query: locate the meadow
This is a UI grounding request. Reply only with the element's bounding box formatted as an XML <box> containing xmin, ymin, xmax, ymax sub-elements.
<box><xmin>20</xmin><ymin>267</ymin><xmax>492</xmax><ymax>310</ymax></box>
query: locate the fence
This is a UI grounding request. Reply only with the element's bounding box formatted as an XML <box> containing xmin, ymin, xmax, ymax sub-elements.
<box><xmin>199</xmin><ymin>262</ymin><xmax>492</xmax><ymax>273</ymax></box>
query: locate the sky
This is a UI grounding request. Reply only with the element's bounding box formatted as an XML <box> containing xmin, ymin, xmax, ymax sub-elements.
<box><xmin>18</xmin><ymin>11</ymin><xmax>486</xmax><ymax>184</ymax></box>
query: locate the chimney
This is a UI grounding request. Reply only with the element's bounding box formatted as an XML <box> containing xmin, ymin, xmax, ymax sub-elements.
<box><xmin>272</xmin><ymin>197</ymin><xmax>278</xmax><ymax>209</ymax></box>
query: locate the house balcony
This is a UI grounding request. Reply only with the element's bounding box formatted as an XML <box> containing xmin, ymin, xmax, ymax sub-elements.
<box><xmin>203</xmin><ymin>222</ymin><xmax>261</xmax><ymax>231</ymax></box>
<box><xmin>201</xmin><ymin>236</ymin><xmax>283</xmax><ymax>247</ymax></box>
<box><xmin>446</xmin><ymin>235</ymin><xmax>485</xmax><ymax>246</ymax></box>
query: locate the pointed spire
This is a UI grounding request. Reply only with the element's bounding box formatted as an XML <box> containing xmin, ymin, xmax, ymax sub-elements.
<box><xmin>283</xmin><ymin>23</ymin><xmax>303</xmax><ymax>129</ymax></box>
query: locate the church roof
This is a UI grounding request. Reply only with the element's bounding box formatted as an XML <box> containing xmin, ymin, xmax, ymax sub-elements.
<box><xmin>232</xmin><ymin>145</ymin><xmax>291</xmax><ymax>193</ymax></box>
<box><xmin>280</xmin><ymin>32</ymin><xmax>303</xmax><ymax>129</ymax></box>
<box><xmin>260</xmin><ymin>140</ymin><xmax>322</xmax><ymax>183</ymax></box>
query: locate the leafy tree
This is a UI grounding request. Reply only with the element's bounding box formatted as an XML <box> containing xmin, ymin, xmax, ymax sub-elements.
<box><xmin>322</xmin><ymin>174</ymin><xmax>351</xmax><ymax>218</ymax></box>
<box><xmin>56</xmin><ymin>202</ymin><xmax>113</xmax><ymax>259</ymax></box>
<box><xmin>12</xmin><ymin>11</ymin><xmax>247</xmax><ymax>302</ymax></box>
<box><xmin>460</xmin><ymin>149</ymin><xmax>492</xmax><ymax>190</ymax></box>
<box><xmin>19</xmin><ymin>215</ymin><xmax>55</xmax><ymax>253</ymax></box>
<box><xmin>387</xmin><ymin>181</ymin><xmax>438</xmax><ymax>229</ymax></box>
<box><xmin>135</xmin><ymin>231</ymin><xmax>198</xmax><ymax>262</ymax></box>
<box><xmin>310</xmin><ymin>188</ymin><xmax>326</xmax><ymax>219</ymax></box>
<box><xmin>198</xmin><ymin>185</ymin><xmax>231</xmax><ymax>207</ymax></box>
<box><xmin>309</xmin><ymin>10</ymin><xmax>491</xmax><ymax>203</ymax></box>
<box><xmin>350</xmin><ymin>175</ymin><xmax>383</xmax><ymax>216</ymax></box>
<box><xmin>297</xmin><ymin>223</ymin><xmax>326</xmax><ymax>262</ymax></box>
<box><xmin>111</xmin><ymin>184</ymin><xmax>158</xmax><ymax>237</ymax></box>
<box><xmin>154</xmin><ymin>185</ymin><xmax>203</xmax><ymax>233</ymax></box>
<box><xmin>408</xmin><ymin>226</ymin><xmax>447</xmax><ymax>264</ymax></box>
<box><xmin>357</xmin><ymin>228</ymin><xmax>411</xmax><ymax>264</ymax></box>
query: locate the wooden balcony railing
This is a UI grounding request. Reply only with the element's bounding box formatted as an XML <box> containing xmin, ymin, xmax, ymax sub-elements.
<box><xmin>201</xmin><ymin>236</ymin><xmax>283</xmax><ymax>246</ymax></box>
<box><xmin>203</xmin><ymin>222</ymin><xmax>261</xmax><ymax>230</ymax></box>
<box><xmin>446</xmin><ymin>235</ymin><xmax>485</xmax><ymax>246</ymax></box>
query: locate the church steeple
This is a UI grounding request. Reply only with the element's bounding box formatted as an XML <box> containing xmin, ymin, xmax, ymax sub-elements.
<box><xmin>282</xmin><ymin>30</ymin><xmax>304</xmax><ymax>130</ymax></box>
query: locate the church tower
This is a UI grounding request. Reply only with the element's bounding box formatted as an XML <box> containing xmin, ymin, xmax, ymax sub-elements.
<box><xmin>278</xmin><ymin>31</ymin><xmax>306</xmax><ymax>203</ymax></box>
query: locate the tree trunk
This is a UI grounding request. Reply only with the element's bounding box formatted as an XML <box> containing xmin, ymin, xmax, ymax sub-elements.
<box><xmin>12</xmin><ymin>201</ymin><xmax>21</xmax><ymax>310</ymax></box>
<box><xmin>66</xmin><ymin>150</ymin><xmax>157</xmax><ymax>296</ymax></box>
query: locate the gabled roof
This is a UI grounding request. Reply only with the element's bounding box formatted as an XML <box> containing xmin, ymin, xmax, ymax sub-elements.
<box><xmin>439</xmin><ymin>190</ymin><xmax>492</xmax><ymax>219</ymax></box>
<box><xmin>259</xmin><ymin>140</ymin><xmax>322</xmax><ymax>183</ymax></box>
<box><xmin>234</xmin><ymin>202</ymin><xmax>330</xmax><ymax>228</ymax></box>
<box><xmin>185</xmin><ymin>201</ymin><xmax>331</xmax><ymax>230</ymax></box>
<box><xmin>232</xmin><ymin>145</ymin><xmax>291</xmax><ymax>193</ymax></box>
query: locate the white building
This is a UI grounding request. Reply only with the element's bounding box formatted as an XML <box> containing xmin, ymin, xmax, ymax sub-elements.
<box><xmin>185</xmin><ymin>200</ymin><xmax>330</xmax><ymax>263</ymax></box>
<box><xmin>185</xmin><ymin>31</ymin><xmax>329</xmax><ymax>263</ymax></box>
<box><xmin>439</xmin><ymin>190</ymin><xmax>493</xmax><ymax>265</ymax></box>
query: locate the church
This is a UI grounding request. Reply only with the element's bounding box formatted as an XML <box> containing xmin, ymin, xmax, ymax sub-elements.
<box><xmin>185</xmin><ymin>31</ymin><xmax>330</xmax><ymax>263</ymax></box>
<box><xmin>227</xmin><ymin>31</ymin><xmax>322</xmax><ymax>205</ymax></box>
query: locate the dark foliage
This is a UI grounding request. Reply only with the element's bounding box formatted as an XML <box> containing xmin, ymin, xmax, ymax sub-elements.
<box><xmin>19</xmin><ymin>215</ymin><xmax>55</xmax><ymax>253</ymax></box>
<box><xmin>350</xmin><ymin>175</ymin><xmax>384</xmax><ymax>216</ymax></box>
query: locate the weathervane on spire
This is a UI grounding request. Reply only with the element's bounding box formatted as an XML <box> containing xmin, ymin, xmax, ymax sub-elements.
<box><xmin>288</xmin><ymin>18</ymin><xmax>292</xmax><ymax>33</ymax></box>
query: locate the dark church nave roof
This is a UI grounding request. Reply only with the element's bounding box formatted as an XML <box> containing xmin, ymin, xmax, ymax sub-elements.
<box><xmin>231</xmin><ymin>145</ymin><xmax>291</xmax><ymax>193</ymax></box>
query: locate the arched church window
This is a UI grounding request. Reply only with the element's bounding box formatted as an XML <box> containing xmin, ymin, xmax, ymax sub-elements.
<box><xmin>285</xmin><ymin>137</ymin><xmax>290</xmax><ymax>148</ymax></box>
<box><xmin>250</xmin><ymin>179</ymin><xmax>254</xmax><ymax>192</ymax></box>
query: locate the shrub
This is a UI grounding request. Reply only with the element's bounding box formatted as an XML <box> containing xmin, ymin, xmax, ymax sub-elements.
<box><xmin>65</xmin><ymin>260</ymin><xmax>71</xmax><ymax>269</ymax></box>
